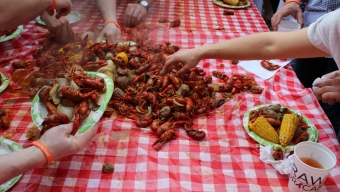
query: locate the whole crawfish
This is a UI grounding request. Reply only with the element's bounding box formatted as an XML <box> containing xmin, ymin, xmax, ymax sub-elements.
<box><xmin>212</xmin><ymin>70</ymin><xmax>228</xmax><ymax>81</ymax></box>
<box><xmin>169</xmin><ymin>72</ymin><xmax>181</xmax><ymax>90</ymax></box>
<box><xmin>73</xmin><ymin>74</ymin><xmax>105</xmax><ymax>91</ymax></box>
<box><xmin>72</xmin><ymin>100</ymin><xmax>91</xmax><ymax>135</ymax></box>
<box><xmin>153</xmin><ymin>129</ymin><xmax>176</xmax><ymax>151</ymax></box>
<box><xmin>260</xmin><ymin>60</ymin><xmax>280</xmax><ymax>71</ymax></box>
<box><xmin>156</xmin><ymin>120</ymin><xmax>173</xmax><ymax>137</ymax></box>
<box><xmin>183</xmin><ymin>122</ymin><xmax>206</xmax><ymax>140</ymax></box>
<box><xmin>45</xmin><ymin>101</ymin><xmax>57</xmax><ymax>115</ymax></box>
<box><xmin>61</xmin><ymin>86</ymin><xmax>96</xmax><ymax>101</ymax></box>
<box><xmin>83</xmin><ymin>60</ymin><xmax>108</xmax><ymax>71</ymax></box>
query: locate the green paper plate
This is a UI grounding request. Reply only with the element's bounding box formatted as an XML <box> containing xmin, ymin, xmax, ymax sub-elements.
<box><xmin>213</xmin><ymin>0</ymin><xmax>251</xmax><ymax>9</ymax></box>
<box><xmin>243</xmin><ymin>104</ymin><xmax>318</xmax><ymax>151</ymax></box>
<box><xmin>31</xmin><ymin>72</ymin><xmax>114</xmax><ymax>135</ymax></box>
<box><xmin>0</xmin><ymin>137</ymin><xmax>23</xmax><ymax>192</ymax></box>
<box><xmin>36</xmin><ymin>11</ymin><xmax>83</xmax><ymax>25</ymax></box>
<box><xmin>0</xmin><ymin>73</ymin><xmax>9</xmax><ymax>93</ymax></box>
<box><xmin>0</xmin><ymin>25</ymin><xmax>23</xmax><ymax>43</ymax></box>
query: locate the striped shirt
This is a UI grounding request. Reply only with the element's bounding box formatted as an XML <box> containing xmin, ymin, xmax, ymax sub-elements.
<box><xmin>304</xmin><ymin>0</ymin><xmax>340</xmax><ymax>27</ymax></box>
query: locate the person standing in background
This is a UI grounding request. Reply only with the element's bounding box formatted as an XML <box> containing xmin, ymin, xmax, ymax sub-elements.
<box><xmin>254</xmin><ymin>0</ymin><xmax>281</xmax><ymax>29</ymax></box>
<box><xmin>0</xmin><ymin>0</ymin><xmax>72</xmax><ymax>30</ymax></box>
<box><xmin>95</xmin><ymin>0</ymin><xmax>156</xmax><ymax>43</ymax></box>
<box><xmin>271</xmin><ymin>0</ymin><xmax>340</xmax><ymax>137</ymax></box>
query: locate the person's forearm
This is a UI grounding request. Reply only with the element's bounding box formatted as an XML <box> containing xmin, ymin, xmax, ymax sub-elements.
<box><xmin>0</xmin><ymin>146</ymin><xmax>46</xmax><ymax>184</ymax></box>
<box><xmin>197</xmin><ymin>28</ymin><xmax>328</xmax><ymax>61</ymax></box>
<box><xmin>0</xmin><ymin>0</ymin><xmax>52</xmax><ymax>30</ymax></box>
<box><xmin>96</xmin><ymin>0</ymin><xmax>117</xmax><ymax>22</ymax></box>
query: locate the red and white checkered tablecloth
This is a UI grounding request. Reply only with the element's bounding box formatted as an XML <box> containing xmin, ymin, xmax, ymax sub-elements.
<box><xmin>1</xmin><ymin>0</ymin><xmax>339</xmax><ymax>191</ymax></box>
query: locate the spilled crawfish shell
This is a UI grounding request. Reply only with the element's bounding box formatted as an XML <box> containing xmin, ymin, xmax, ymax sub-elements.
<box><xmin>113</xmin><ymin>87</ymin><xmax>125</xmax><ymax>98</ymax></box>
<box><xmin>115</xmin><ymin>76</ymin><xmax>132</xmax><ymax>91</ymax></box>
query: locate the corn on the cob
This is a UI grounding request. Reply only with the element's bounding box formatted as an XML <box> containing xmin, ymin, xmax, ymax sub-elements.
<box><xmin>249</xmin><ymin>116</ymin><xmax>279</xmax><ymax>144</ymax></box>
<box><xmin>279</xmin><ymin>113</ymin><xmax>299</xmax><ymax>146</ymax></box>
<box><xmin>223</xmin><ymin>0</ymin><xmax>239</xmax><ymax>6</ymax></box>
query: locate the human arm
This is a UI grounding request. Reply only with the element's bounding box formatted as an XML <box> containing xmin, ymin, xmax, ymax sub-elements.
<box><xmin>40</xmin><ymin>12</ymin><xmax>74</xmax><ymax>43</ymax></box>
<box><xmin>0</xmin><ymin>123</ymin><xmax>98</xmax><ymax>184</ymax></box>
<box><xmin>124</xmin><ymin>0</ymin><xmax>156</xmax><ymax>27</ymax></box>
<box><xmin>95</xmin><ymin>0</ymin><xmax>121</xmax><ymax>43</ymax></box>
<box><xmin>271</xmin><ymin>1</ymin><xmax>304</xmax><ymax>31</ymax></box>
<box><xmin>163</xmin><ymin>28</ymin><xmax>328</xmax><ymax>76</ymax></box>
<box><xmin>0</xmin><ymin>0</ymin><xmax>72</xmax><ymax>30</ymax></box>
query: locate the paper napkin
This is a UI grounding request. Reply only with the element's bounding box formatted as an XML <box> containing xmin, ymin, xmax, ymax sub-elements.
<box><xmin>238</xmin><ymin>60</ymin><xmax>291</xmax><ymax>80</ymax></box>
<box><xmin>312</xmin><ymin>76</ymin><xmax>327</xmax><ymax>92</ymax></box>
<box><xmin>259</xmin><ymin>145</ymin><xmax>293</xmax><ymax>175</ymax></box>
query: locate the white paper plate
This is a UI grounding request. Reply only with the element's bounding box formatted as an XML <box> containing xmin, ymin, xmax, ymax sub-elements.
<box><xmin>31</xmin><ymin>72</ymin><xmax>114</xmax><ymax>135</ymax></box>
<box><xmin>213</xmin><ymin>0</ymin><xmax>251</xmax><ymax>9</ymax></box>
<box><xmin>0</xmin><ymin>73</ymin><xmax>9</xmax><ymax>93</ymax></box>
<box><xmin>36</xmin><ymin>11</ymin><xmax>83</xmax><ymax>25</ymax></box>
<box><xmin>0</xmin><ymin>137</ymin><xmax>23</xmax><ymax>192</ymax></box>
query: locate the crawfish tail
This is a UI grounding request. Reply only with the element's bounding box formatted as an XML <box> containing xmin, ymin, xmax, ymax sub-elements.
<box><xmin>186</xmin><ymin>129</ymin><xmax>206</xmax><ymax>140</ymax></box>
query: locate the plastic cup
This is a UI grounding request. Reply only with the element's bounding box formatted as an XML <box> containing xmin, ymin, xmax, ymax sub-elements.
<box><xmin>278</xmin><ymin>20</ymin><xmax>301</xmax><ymax>32</ymax></box>
<box><xmin>288</xmin><ymin>142</ymin><xmax>336</xmax><ymax>192</ymax></box>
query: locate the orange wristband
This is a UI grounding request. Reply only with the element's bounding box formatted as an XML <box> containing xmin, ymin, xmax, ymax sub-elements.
<box><xmin>104</xmin><ymin>20</ymin><xmax>121</xmax><ymax>30</ymax></box>
<box><xmin>32</xmin><ymin>140</ymin><xmax>53</xmax><ymax>165</ymax></box>
<box><xmin>284</xmin><ymin>0</ymin><xmax>300</xmax><ymax>6</ymax></box>
<box><xmin>46</xmin><ymin>0</ymin><xmax>57</xmax><ymax>11</ymax></box>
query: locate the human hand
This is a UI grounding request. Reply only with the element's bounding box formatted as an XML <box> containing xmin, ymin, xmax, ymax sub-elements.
<box><xmin>96</xmin><ymin>23</ymin><xmax>121</xmax><ymax>43</ymax></box>
<box><xmin>271</xmin><ymin>3</ymin><xmax>303</xmax><ymax>31</ymax></box>
<box><xmin>40</xmin><ymin>12</ymin><xmax>73</xmax><ymax>42</ymax></box>
<box><xmin>39</xmin><ymin>122</ymin><xmax>99</xmax><ymax>161</ymax></box>
<box><xmin>124</xmin><ymin>3</ymin><xmax>148</xmax><ymax>27</ymax></box>
<box><xmin>162</xmin><ymin>48</ymin><xmax>202</xmax><ymax>76</ymax></box>
<box><xmin>45</xmin><ymin>0</ymin><xmax>72</xmax><ymax>19</ymax></box>
<box><xmin>314</xmin><ymin>71</ymin><xmax>340</xmax><ymax>105</ymax></box>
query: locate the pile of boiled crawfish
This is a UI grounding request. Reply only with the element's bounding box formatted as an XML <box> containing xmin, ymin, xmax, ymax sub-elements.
<box><xmin>37</xmin><ymin>66</ymin><xmax>105</xmax><ymax>135</ymax></box>
<box><xmin>14</xmin><ymin>26</ymin><xmax>264</xmax><ymax>150</ymax></box>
